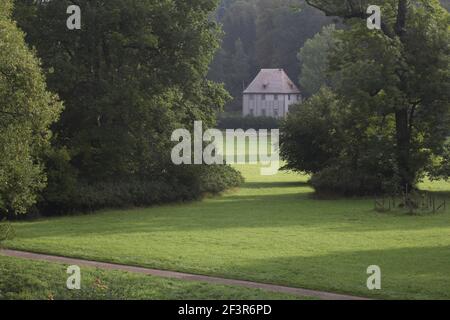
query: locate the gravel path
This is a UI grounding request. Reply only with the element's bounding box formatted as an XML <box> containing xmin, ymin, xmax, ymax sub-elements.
<box><xmin>1</xmin><ymin>249</ymin><xmax>370</xmax><ymax>300</ymax></box>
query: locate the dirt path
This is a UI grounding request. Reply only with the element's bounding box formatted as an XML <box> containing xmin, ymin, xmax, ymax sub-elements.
<box><xmin>1</xmin><ymin>249</ymin><xmax>370</xmax><ymax>300</ymax></box>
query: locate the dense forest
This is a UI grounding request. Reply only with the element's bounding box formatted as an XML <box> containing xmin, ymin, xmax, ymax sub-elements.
<box><xmin>211</xmin><ymin>0</ymin><xmax>450</xmax><ymax>112</ymax></box>
<box><xmin>1</xmin><ymin>0</ymin><xmax>244</xmax><ymax>217</ymax></box>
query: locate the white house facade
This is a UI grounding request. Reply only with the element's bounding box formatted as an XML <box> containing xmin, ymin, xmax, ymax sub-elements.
<box><xmin>243</xmin><ymin>69</ymin><xmax>301</xmax><ymax>118</ymax></box>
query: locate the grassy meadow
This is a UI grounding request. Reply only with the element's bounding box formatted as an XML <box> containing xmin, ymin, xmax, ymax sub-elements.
<box><xmin>2</xmin><ymin>155</ymin><xmax>450</xmax><ymax>299</ymax></box>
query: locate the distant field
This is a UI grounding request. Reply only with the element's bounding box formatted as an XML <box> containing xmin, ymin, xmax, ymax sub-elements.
<box><xmin>2</xmin><ymin>162</ymin><xmax>450</xmax><ymax>299</ymax></box>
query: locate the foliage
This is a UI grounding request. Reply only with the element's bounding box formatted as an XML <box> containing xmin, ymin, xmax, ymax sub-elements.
<box><xmin>281</xmin><ymin>88</ymin><xmax>401</xmax><ymax>195</ymax></box>
<box><xmin>38</xmin><ymin>165</ymin><xmax>243</xmax><ymax>215</ymax></box>
<box><xmin>217</xmin><ymin>114</ymin><xmax>281</xmax><ymax>130</ymax></box>
<box><xmin>331</xmin><ymin>0</ymin><xmax>449</xmax><ymax>189</ymax></box>
<box><xmin>309</xmin><ymin>163</ymin><xmax>400</xmax><ymax>196</ymax></box>
<box><xmin>0</xmin><ymin>0</ymin><xmax>62</xmax><ymax>215</ymax></box>
<box><xmin>13</xmin><ymin>0</ymin><xmax>242</xmax><ymax>214</ymax></box>
<box><xmin>298</xmin><ymin>24</ymin><xmax>340</xmax><ymax>97</ymax></box>
<box><xmin>281</xmin><ymin>0</ymin><xmax>450</xmax><ymax>195</ymax></box>
<box><xmin>199</xmin><ymin>165</ymin><xmax>245</xmax><ymax>194</ymax></box>
<box><xmin>429</xmin><ymin>141</ymin><xmax>450</xmax><ymax>181</ymax></box>
<box><xmin>280</xmin><ymin>88</ymin><xmax>343</xmax><ymax>174</ymax></box>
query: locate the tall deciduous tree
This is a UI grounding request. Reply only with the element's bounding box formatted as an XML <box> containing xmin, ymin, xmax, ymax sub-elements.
<box><xmin>304</xmin><ymin>0</ymin><xmax>450</xmax><ymax>190</ymax></box>
<box><xmin>0</xmin><ymin>0</ymin><xmax>62</xmax><ymax>215</ymax></box>
<box><xmin>13</xmin><ymin>0</ymin><xmax>239</xmax><ymax>212</ymax></box>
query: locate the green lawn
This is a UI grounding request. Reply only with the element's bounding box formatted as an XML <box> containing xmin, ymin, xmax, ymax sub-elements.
<box><xmin>3</xmin><ymin>163</ymin><xmax>450</xmax><ymax>300</ymax></box>
<box><xmin>0</xmin><ymin>255</ymin><xmax>303</xmax><ymax>300</ymax></box>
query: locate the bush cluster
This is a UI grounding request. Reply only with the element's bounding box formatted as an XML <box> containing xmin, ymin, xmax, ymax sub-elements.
<box><xmin>38</xmin><ymin>165</ymin><xmax>244</xmax><ymax>216</ymax></box>
<box><xmin>217</xmin><ymin>114</ymin><xmax>280</xmax><ymax>130</ymax></box>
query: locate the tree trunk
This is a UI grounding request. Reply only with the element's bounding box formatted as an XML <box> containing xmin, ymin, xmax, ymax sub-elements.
<box><xmin>395</xmin><ymin>108</ymin><xmax>412</xmax><ymax>191</ymax></box>
<box><xmin>395</xmin><ymin>0</ymin><xmax>408</xmax><ymax>39</ymax></box>
<box><xmin>394</xmin><ymin>0</ymin><xmax>413</xmax><ymax>192</ymax></box>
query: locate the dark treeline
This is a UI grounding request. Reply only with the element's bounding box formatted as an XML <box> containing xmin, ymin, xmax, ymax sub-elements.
<box><xmin>208</xmin><ymin>0</ymin><xmax>333</xmax><ymax>112</ymax></box>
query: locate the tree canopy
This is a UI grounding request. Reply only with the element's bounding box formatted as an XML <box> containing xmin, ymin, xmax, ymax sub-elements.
<box><xmin>282</xmin><ymin>0</ymin><xmax>450</xmax><ymax>195</ymax></box>
<box><xmin>11</xmin><ymin>0</ymin><xmax>242</xmax><ymax>214</ymax></box>
<box><xmin>0</xmin><ymin>0</ymin><xmax>62</xmax><ymax>215</ymax></box>
<box><xmin>298</xmin><ymin>24</ymin><xmax>340</xmax><ymax>97</ymax></box>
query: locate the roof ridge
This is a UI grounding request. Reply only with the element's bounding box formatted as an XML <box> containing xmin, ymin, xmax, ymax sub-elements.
<box><xmin>243</xmin><ymin>69</ymin><xmax>301</xmax><ymax>94</ymax></box>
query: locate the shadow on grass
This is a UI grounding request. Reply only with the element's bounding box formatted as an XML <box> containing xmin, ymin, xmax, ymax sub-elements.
<box><xmin>9</xmin><ymin>189</ymin><xmax>450</xmax><ymax>241</ymax></box>
<box><xmin>230</xmin><ymin>245</ymin><xmax>450</xmax><ymax>300</ymax></box>
<box><xmin>243</xmin><ymin>181</ymin><xmax>310</xmax><ymax>189</ymax></box>
<box><xmin>6</xmin><ymin>174</ymin><xmax>450</xmax><ymax>240</ymax></box>
<box><xmin>6</xmin><ymin>241</ymin><xmax>450</xmax><ymax>300</ymax></box>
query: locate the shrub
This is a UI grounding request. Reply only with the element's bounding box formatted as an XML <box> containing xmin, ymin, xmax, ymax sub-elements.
<box><xmin>199</xmin><ymin>165</ymin><xmax>245</xmax><ymax>194</ymax></box>
<box><xmin>310</xmin><ymin>164</ymin><xmax>401</xmax><ymax>197</ymax></box>
<box><xmin>280</xmin><ymin>89</ymin><xmax>342</xmax><ymax>174</ymax></box>
<box><xmin>38</xmin><ymin>165</ymin><xmax>243</xmax><ymax>216</ymax></box>
<box><xmin>217</xmin><ymin>114</ymin><xmax>280</xmax><ymax>130</ymax></box>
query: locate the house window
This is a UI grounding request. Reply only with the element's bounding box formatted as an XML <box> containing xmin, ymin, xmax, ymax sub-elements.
<box><xmin>274</xmin><ymin>108</ymin><xmax>279</xmax><ymax>118</ymax></box>
<box><xmin>288</xmin><ymin>94</ymin><xmax>291</xmax><ymax>100</ymax></box>
<box><xmin>298</xmin><ymin>95</ymin><xmax>301</xmax><ymax>100</ymax></box>
<box><xmin>261</xmin><ymin>94</ymin><xmax>266</xmax><ymax>101</ymax></box>
<box><xmin>261</xmin><ymin>109</ymin><xmax>266</xmax><ymax>116</ymax></box>
<box><xmin>249</xmin><ymin>94</ymin><xmax>254</xmax><ymax>101</ymax></box>
<box><xmin>274</xmin><ymin>94</ymin><xmax>278</xmax><ymax>100</ymax></box>
<box><xmin>250</xmin><ymin>109</ymin><xmax>254</xmax><ymax>116</ymax></box>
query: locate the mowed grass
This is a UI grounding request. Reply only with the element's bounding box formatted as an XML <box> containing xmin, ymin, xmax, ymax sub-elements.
<box><xmin>3</xmin><ymin>157</ymin><xmax>450</xmax><ymax>300</ymax></box>
<box><xmin>0</xmin><ymin>255</ymin><xmax>304</xmax><ymax>300</ymax></box>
